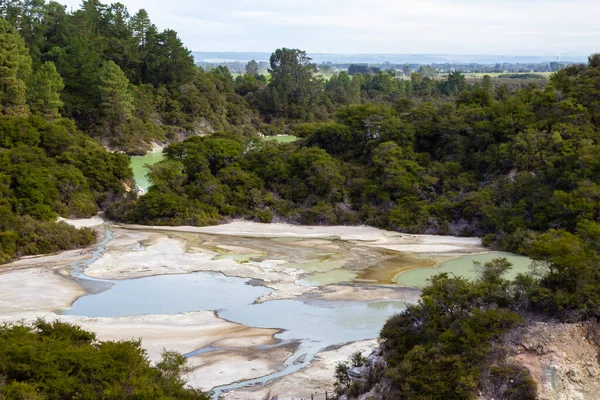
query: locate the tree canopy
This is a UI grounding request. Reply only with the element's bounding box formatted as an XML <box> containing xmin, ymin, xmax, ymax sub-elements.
<box><xmin>0</xmin><ymin>320</ymin><xmax>210</xmax><ymax>399</ymax></box>
<box><xmin>2</xmin><ymin>1</ymin><xmax>600</xmax><ymax>397</ymax></box>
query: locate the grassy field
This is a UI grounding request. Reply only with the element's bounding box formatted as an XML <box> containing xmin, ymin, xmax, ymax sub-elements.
<box><xmin>231</xmin><ymin>72</ymin><xmax>272</xmax><ymax>82</ymax></box>
<box><xmin>315</xmin><ymin>72</ymin><xmax>337</xmax><ymax>80</ymax></box>
<box><xmin>229</xmin><ymin>71</ymin><xmax>553</xmax><ymax>84</ymax></box>
<box><xmin>462</xmin><ymin>72</ymin><xmax>553</xmax><ymax>79</ymax></box>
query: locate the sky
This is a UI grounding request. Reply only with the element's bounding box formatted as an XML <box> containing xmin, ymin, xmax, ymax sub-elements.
<box><xmin>58</xmin><ymin>0</ymin><xmax>600</xmax><ymax>56</ymax></box>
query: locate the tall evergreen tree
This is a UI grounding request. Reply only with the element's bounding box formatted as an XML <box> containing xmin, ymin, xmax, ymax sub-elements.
<box><xmin>151</xmin><ymin>29</ymin><xmax>195</xmax><ymax>86</ymax></box>
<box><xmin>482</xmin><ymin>75</ymin><xmax>494</xmax><ymax>94</ymax></box>
<box><xmin>268</xmin><ymin>48</ymin><xmax>318</xmax><ymax>117</ymax></box>
<box><xmin>129</xmin><ymin>8</ymin><xmax>154</xmax><ymax>83</ymax></box>
<box><xmin>104</xmin><ymin>2</ymin><xmax>136</xmax><ymax>76</ymax></box>
<box><xmin>0</xmin><ymin>18</ymin><xmax>31</xmax><ymax>116</ymax></box>
<box><xmin>28</xmin><ymin>60</ymin><xmax>64</xmax><ymax>119</ymax></box>
<box><xmin>98</xmin><ymin>60</ymin><xmax>134</xmax><ymax>123</ymax></box>
<box><xmin>245</xmin><ymin>60</ymin><xmax>259</xmax><ymax>75</ymax></box>
<box><xmin>130</xmin><ymin>8</ymin><xmax>151</xmax><ymax>48</ymax></box>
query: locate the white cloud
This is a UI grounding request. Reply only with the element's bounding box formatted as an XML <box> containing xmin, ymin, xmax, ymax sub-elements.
<box><xmin>55</xmin><ymin>0</ymin><xmax>600</xmax><ymax>56</ymax></box>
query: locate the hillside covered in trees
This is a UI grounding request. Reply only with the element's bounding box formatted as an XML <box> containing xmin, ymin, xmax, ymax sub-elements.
<box><xmin>2</xmin><ymin>0</ymin><xmax>600</xmax><ymax>398</ymax></box>
<box><xmin>110</xmin><ymin>50</ymin><xmax>600</xmax><ymax>314</ymax></box>
<box><xmin>0</xmin><ymin>0</ymin><xmax>262</xmax><ymax>154</ymax></box>
<box><xmin>112</xmin><ymin>47</ymin><xmax>600</xmax><ymax>398</ymax></box>
<box><xmin>0</xmin><ymin>0</ymin><xmax>544</xmax><ymax>155</ymax></box>
<box><xmin>0</xmin><ymin>114</ymin><xmax>131</xmax><ymax>263</ymax></box>
<box><xmin>0</xmin><ymin>0</ymin><xmax>549</xmax><ymax>263</ymax></box>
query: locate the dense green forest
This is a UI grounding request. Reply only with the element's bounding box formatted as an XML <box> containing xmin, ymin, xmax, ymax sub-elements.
<box><xmin>112</xmin><ymin>47</ymin><xmax>599</xmax><ymax>398</ymax></box>
<box><xmin>0</xmin><ymin>114</ymin><xmax>131</xmax><ymax>263</ymax></box>
<box><xmin>2</xmin><ymin>0</ymin><xmax>600</xmax><ymax>398</ymax></box>
<box><xmin>0</xmin><ymin>5</ymin><xmax>135</xmax><ymax>263</ymax></box>
<box><xmin>0</xmin><ymin>0</ymin><xmax>551</xmax><ymax>265</ymax></box>
<box><xmin>0</xmin><ymin>0</ymin><xmax>543</xmax><ymax>156</ymax></box>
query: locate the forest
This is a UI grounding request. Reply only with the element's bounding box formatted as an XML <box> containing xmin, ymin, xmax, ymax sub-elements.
<box><xmin>114</xmin><ymin>52</ymin><xmax>600</xmax><ymax>398</ymax></box>
<box><xmin>1</xmin><ymin>0</ymin><xmax>600</xmax><ymax>398</ymax></box>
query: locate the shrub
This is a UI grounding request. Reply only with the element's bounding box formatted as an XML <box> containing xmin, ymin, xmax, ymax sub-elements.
<box><xmin>0</xmin><ymin>320</ymin><xmax>210</xmax><ymax>399</ymax></box>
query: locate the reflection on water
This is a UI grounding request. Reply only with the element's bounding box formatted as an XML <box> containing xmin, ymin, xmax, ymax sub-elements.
<box><xmin>395</xmin><ymin>251</ymin><xmax>533</xmax><ymax>287</ymax></box>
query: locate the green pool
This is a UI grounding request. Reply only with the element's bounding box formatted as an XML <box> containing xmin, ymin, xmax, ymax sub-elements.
<box><xmin>395</xmin><ymin>251</ymin><xmax>533</xmax><ymax>287</ymax></box>
<box><xmin>263</xmin><ymin>135</ymin><xmax>298</xmax><ymax>143</ymax></box>
<box><xmin>130</xmin><ymin>150</ymin><xmax>164</xmax><ymax>193</ymax></box>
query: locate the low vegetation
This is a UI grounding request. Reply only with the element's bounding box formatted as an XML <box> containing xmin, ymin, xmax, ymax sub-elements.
<box><xmin>0</xmin><ymin>320</ymin><xmax>210</xmax><ymax>399</ymax></box>
<box><xmin>336</xmin><ymin>259</ymin><xmax>538</xmax><ymax>399</ymax></box>
<box><xmin>2</xmin><ymin>0</ymin><xmax>600</xmax><ymax>397</ymax></box>
<box><xmin>381</xmin><ymin>260</ymin><xmax>530</xmax><ymax>399</ymax></box>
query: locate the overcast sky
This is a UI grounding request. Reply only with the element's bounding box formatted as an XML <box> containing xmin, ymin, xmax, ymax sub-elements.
<box><xmin>58</xmin><ymin>0</ymin><xmax>599</xmax><ymax>56</ymax></box>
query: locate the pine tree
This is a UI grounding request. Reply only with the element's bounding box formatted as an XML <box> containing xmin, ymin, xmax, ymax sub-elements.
<box><xmin>28</xmin><ymin>61</ymin><xmax>64</xmax><ymax>119</ymax></box>
<box><xmin>349</xmin><ymin>75</ymin><xmax>361</xmax><ymax>104</ymax></box>
<box><xmin>245</xmin><ymin>60</ymin><xmax>259</xmax><ymax>76</ymax></box>
<box><xmin>98</xmin><ymin>60</ymin><xmax>134</xmax><ymax>123</ymax></box>
<box><xmin>130</xmin><ymin>9</ymin><xmax>152</xmax><ymax>48</ymax></box>
<box><xmin>482</xmin><ymin>75</ymin><xmax>495</xmax><ymax>95</ymax></box>
<box><xmin>0</xmin><ymin>18</ymin><xmax>31</xmax><ymax>116</ymax></box>
<box><xmin>129</xmin><ymin>9</ymin><xmax>157</xmax><ymax>84</ymax></box>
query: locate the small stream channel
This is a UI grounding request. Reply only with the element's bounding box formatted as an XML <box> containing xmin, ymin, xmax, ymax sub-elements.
<box><xmin>64</xmin><ymin>223</ymin><xmax>534</xmax><ymax>398</ymax></box>
<box><xmin>60</xmin><ymin>149</ymin><xmax>534</xmax><ymax>398</ymax></box>
<box><xmin>64</xmin><ymin>224</ymin><xmax>406</xmax><ymax>398</ymax></box>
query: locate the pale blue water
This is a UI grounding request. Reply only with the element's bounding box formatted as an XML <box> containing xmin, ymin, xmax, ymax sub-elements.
<box><xmin>64</xmin><ymin>224</ymin><xmax>406</xmax><ymax>397</ymax></box>
<box><xmin>64</xmin><ymin>264</ymin><xmax>405</xmax><ymax>397</ymax></box>
<box><xmin>64</xmin><ymin>272</ymin><xmax>270</xmax><ymax>317</ymax></box>
<box><xmin>214</xmin><ymin>299</ymin><xmax>404</xmax><ymax>397</ymax></box>
<box><xmin>220</xmin><ymin>299</ymin><xmax>405</xmax><ymax>344</ymax></box>
<box><xmin>65</xmin><ymin>271</ymin><xmax>404</xmax><ymax>347</ymax></box>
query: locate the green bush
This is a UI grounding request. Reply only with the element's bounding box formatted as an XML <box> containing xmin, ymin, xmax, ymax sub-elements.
<box><xmin>0</xmin><ymin>320</ymin><xmax>210</xmax><ymax>399</ymax></box>
<box><xmin>379</xmin><ymin>262</ymin><xmax>524</xmax><ymax>400</ymax></box>
<box><xmin>486</xmin><ymin>364</ymin><xmax>537</xmax><ymax>400</ymax></box>
<box><xmin>0</xmin><ymin>116</ymin><xmax>132</xmax><ymax>264</ymax></box>
<box><xmin>254</xmin><ymin>208</ymin><xmax>273</xmax><ymax>223</ymax></box>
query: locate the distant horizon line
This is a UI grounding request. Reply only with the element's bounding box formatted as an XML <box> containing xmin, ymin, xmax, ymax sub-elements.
<box><xmin>191</xmin><ymin>51</ymin><xmax>590</xmax><ymax>64</ymax></box>
<box><xmin>193</xmin><ymin>51</ymin><xmax>589</xmax><ymax>57</ymax></box>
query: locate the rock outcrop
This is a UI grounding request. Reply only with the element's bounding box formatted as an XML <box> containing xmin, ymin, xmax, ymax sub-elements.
<box><xmin>344</xmin><ymin>319</ymin><xmax>600</xmax><ymax>400</ymax></box>
<box><xmin>339</xmin><ymin>347</ymin><xmax>391</xmax><ymax>400</ymax></box>
<box><xmin>502</xmin><ymin>319</ymin><xmax>600</xmax><ymax>400</ymax></box>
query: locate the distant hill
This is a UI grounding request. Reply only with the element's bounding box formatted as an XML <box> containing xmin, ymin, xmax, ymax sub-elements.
<box><xmin>192</xmin><ymin>51</ymin><xmax>588</xmax><ymax>65</ymax></box>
